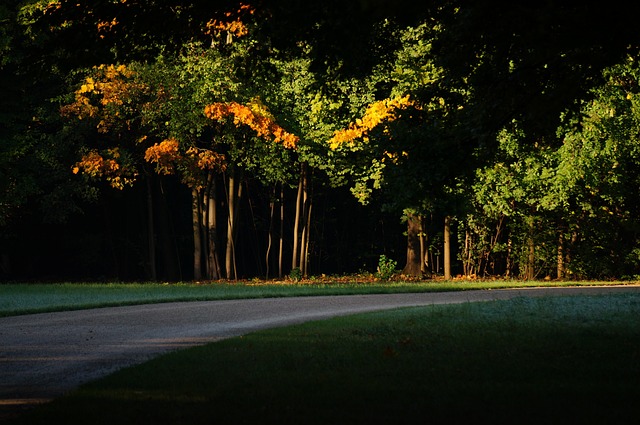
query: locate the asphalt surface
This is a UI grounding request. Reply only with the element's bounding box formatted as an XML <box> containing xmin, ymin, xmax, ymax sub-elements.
<box><xmin>1</xmin><ymin>285</ymin><xmax>639</xmax><ymax>421</ymax></box>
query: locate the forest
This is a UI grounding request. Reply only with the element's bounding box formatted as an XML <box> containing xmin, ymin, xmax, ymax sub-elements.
<box><xmin>2</xmin><ymin>0</ymin><xmax>640</xmax><ymax>282</ymax></box>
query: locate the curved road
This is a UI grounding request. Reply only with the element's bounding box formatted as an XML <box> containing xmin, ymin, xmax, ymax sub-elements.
<box><xmin>1</xmin><ymin>285</ymin><xmax>639</xmax><ymax>420</ymax></box>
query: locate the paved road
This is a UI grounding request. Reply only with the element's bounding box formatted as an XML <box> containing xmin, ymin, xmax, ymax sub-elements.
<box><xmin>1</xmin><ymin>285</ymin><xmax>639</xmax><ymax>420</ymax></box>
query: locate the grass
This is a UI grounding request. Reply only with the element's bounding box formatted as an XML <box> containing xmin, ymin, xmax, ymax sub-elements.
<box><xmin>0</xmin><ymin>279</ymin><xmax>633</xmax><ymax>317</ymax></box>
<box><xmin>9</xmin><ymin>292</ymin><xmax>640</xmax><ymax>425</ymax></box>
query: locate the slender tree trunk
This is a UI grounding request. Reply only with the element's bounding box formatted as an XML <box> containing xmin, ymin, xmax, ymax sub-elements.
<box><xmin>204</xmin><ymin>173</ymin><xmax>221</xmax><ymax>279</ymax></box>
<box><xmin>419</xmin><ymin>223</ymin><xmax>427</xmax><ymax>276</ymax></box>
<box><xmin>298</xmin><ymin>168</ymin><xmax>312</xmax><ymax>276</ymax></box>
<box><xmin>301</xmin><ymin>200</ymin><xmax>313</xmax><ymax>276</ymax></box>
<box><xmin>480</xmin><ymin>215</ymin><xmax>504</xmax><ymax>277</ymax></box>
<box><xmin>288</xmin><ymin>164</ymin><xmax>313</xmax><ymax>277</ymax></box>
<box><xmin>266</xmin><ymin>185</ymin><xmax>276</xmax><ymax>279</ymax></box>
<box><xmin>192</xmin><ymin>188</ymin><xmax>203</xmax><ymax>280</ymax></box>
<box><xmin>207</xmin><ymin>195</ymin><xmax>221</xmax><ymax>279</ymax></box>
<box><xmin>565</xmin><ymin>230</ymin><xmax>578</xmax><ymax>278</ymax></box>
<box><xmin>557</xmin><ymin>227</ymin><xmax>564</xmax><ymax>280</ymax></box>
<box><xmin>464</xmin><ymin>228</ymin><xmax>472</xmax><ymax>277</ymax></box>
<box><xmin>526</xmin><ymin>217</ymin><xmax>535</xmax><ymax>280</ymax></box>
<box><xmin>430</xmin><ymin>250</ymin><xmax>435</xmax><ymax>275</ymax></box>
<box><xmin>145</xmin><ymin>177</ymin><xmax>157</xmax><ymax>281</ymax></box>
<box><xmin>444</xmin><ymin>215</ymin><xmax>452</xmax><ymax>280</ymax></box>
<box><xmin>505</xmin><ymin>236</ymin><xmax>513</xmax><ymax>278</ymax></box>
<box><xmin>225</xmin><ymin>171</ymin><xmax>242</xmax><ymax>279</ymax></box>
<box><xmin>225</xmin><ymin>173</ymin><xmax>235</xmax><ymax>279</ymax></box>
<box><xmin>291</xmin><ymin>166</ymin><xmax>304</xmax><ymax>272</ymax></box>
<box><xmin>402</xmin><ymin>211</ymin><xmax>423</xmax><ymax>276</ymax></box>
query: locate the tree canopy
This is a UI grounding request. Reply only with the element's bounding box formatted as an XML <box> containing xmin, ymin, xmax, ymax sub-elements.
<box><xmin>2</xmin><ymin>1</ymin><xmax>640</xmax><ymax>281</ymax></box>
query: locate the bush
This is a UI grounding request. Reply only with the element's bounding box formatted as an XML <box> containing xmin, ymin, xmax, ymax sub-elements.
<box><xmin>289</xmin><ymin>267</ymin><xmax>302</xmax><ymax>281</ymax></box>
<box><xmin>376</xmin><ymin>255</ymin><xmax>397</xmax><ymax>280</ymax></box>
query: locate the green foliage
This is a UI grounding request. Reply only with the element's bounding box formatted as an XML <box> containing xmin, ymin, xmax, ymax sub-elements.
<box><xmin>375</xmin><ymin>254</ymin><xmax>397</xmax><ymax>280</ymax></box>
<box><xmin>288</xmin><ymin>267</ymin><xmax>302</xmax><ymax>281</ymax></box>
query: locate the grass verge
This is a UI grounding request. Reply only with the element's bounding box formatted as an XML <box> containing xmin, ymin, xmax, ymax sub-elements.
<box><xmin>0</xmin><ymin>279</ymin><xmax>633</xmax><ymax>317</ymax></box>
<box><xmin>10</xmin><ymin>293</ymin><xmax>640</xmax><ymax>425</ymax></box>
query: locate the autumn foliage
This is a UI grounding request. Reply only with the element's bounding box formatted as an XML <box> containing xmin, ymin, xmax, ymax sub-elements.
<box><xmin>60</xmin><ymin>64</ymin><xmax>145</xmax><ymax>133</ymax></box>
<box><xmin>205</xmin><ymin>3</ymin><xmax>254</xmax><ymax>43</ymax></box>
<box><xmin>63</xmin><ymin>64</ymin><xmax>147</xmax><ymax>189</ymax></box>
<box><xmin>329</xmin><ymin>95</ymin><xmax>414</xmax><ymax>149</ymax></box>
<box><xmin>143</xmin><ymin>139</ymin><xmax>180</xmax><ymax>175</ymax></box>
<box><xmin>204</xmin><ymin>101</ymin><xmax>299</xmax><ymax>149</ymax></box>
<box><xmin>72</xmin><ymin>148</ymin><xmax>137</xmax><ymax>190</ymax></box>
<box><xmin>144</xmin><ymin>139</ymin><xmax>226</xmax><ymax>190</ymax></box>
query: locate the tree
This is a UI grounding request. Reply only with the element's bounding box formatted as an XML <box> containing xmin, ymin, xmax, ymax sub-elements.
<box><xmin>202</xmin><ymin>101</ymin><xmax>298</xmax><ymax>278</ymax></box>
<box><xmin>467</xmin><ymin>50</ymin><xmax>640</xmax><ymax>280</ymax></box>
<box><xmin>141</xmin><ymin>3</ymin><xmax>304</xmax><ymax>280</ymax></box>
<box><xmin>262</xmin><ymin>41</ymin><xmax>360</xmax><ymax>277</ymax></box>
<box><xmin>553</xmin><ymin>53</ymin><xmax>640</xmax><ymax>277</ymax></box>
<box><xmin>7</xmin><ymin>0</ymin><xmax>640</xmax><ymax>281</ymax></box>
<box><xmin>2</xmin><ymin>0</ymin><xmax>247</xmax><ymax>280</ymax></box>
<box><xmin>471</xmin><ymin>122</ymin><xmax>558</xmax><ymax>279</ymax></box>
<box><xmin>329</xmin><ymin>16</ymin><xmax>473</xmax><ymax>278</ymax></box>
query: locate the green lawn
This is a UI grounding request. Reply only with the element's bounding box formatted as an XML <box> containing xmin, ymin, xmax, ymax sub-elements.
<box><xmin>9</xmin><ymin>292</ymin><xmax>640</xmax><ymax>425</ymax></box>
<box><xmin>0</xmin><ymin>279</ymin><xmax>631</xmax><ymax>317</ymax></box>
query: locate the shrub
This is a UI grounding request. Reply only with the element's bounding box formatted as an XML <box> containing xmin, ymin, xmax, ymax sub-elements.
<box><xmin>289</xmin><ymin>267</ymin><xmax>302</xmax><ymax>281</ymax></box>
<box><xmin>376</xmin><ymin>255</ymin><xmax>397</xmax><ymax>280</ymax></box>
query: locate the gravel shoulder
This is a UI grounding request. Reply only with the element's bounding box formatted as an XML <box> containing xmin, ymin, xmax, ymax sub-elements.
<box><xmin>1</xmin><ymin>285</ymin><xmax>639</xmax><ymax>421</ymax></box>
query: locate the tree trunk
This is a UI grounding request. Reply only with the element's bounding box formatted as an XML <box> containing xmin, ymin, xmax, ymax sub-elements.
<box><xmin>204</xmin><ymin>173</ymin><xmax>221</xmax><ymax>279</ymax></box>
<box><xmin>557</xmin><ymin>228</ymin><xmax>564</xmax><ymax>280</ymax></box>
<box><xmin>291</xmin><ymin>165</ymin><xmax>304</xmax><ymax>272</ymax></box>
<box><xmin>463</xmin><ymin>228</ymin><xmax>472</xmax><ymax>277</ymax></box>
<box><xmin>419</xmin><ymin>229</ymin><xmax>426</xmax><ymax>275</ymax></box>
<box><xmin>192</xmin><ymin>188</ymin><xmax>203</xmax><ymax>280</ymax></box>
<box><xmin>505</xmin><ymin>236</ymin><xmax>513</xmax><ymax>278</ymax></box>
<box><xmin>525</xmin><ymin>217</ymin><xmax>535</xmax><ymax>280</ymax></box>
<box><xmin>402</xmin><ymin>211</ymin><xmax>423</xmax><ymax>276</ymax></box>
<box><xmin>298</xmin><ymin>167</ymin><xmax>312</xmax><ymax>277</ymax></box>
<box><xmin>301</xmin><ymin>200</ymin><xmax>313</xmax><ymax>276</ymax></box>
<box><xmin>266</xmin><ymin>185</ymin><xmax>276</xmax><ymax>279</ymax></box>
<box><xmin>291</xmin><ymin>163</ymin><xmax>313</xmax><ymax>276</ymax></box>
<box><xmin>225</xmin><ymin>171</ymin><xmax>242</xmax><ymax>279</ymax></box>
<box><xmin>444</xmin><ymin>215</ymin><xmax>452</xmax><ymax>280</ymax></box>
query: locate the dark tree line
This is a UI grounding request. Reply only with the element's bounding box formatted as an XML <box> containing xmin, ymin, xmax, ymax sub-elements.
<box><xmin>2</xmin><ymin>1</ymin><xmax>640</xmax><ymax>281</ymax></box>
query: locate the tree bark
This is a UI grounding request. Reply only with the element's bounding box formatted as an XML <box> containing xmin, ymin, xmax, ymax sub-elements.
<box><xmin>505</xmin><ymin>236</ymin><xmax>513</xmax><ymax>278</ymax></box>
<box><xmin>192</xmin><ymin>189</ymin><xmax>202</xmax><ymax>281</ymax></box>
<box><xmin>444</xmin><ymin>215</ymin><xmax>452</xmax><ymax>280</ymax></box>
<box><xmin>402</xmin><ymin>211</ymin><xmax>423</xmax><ymax>276</ymax></box>
<box><xmin>266</xmin><ymin>185</ymin><xmax>276</xmax><ymax>279</ymax></box>
<box><xmin>463</xmin><ymin>228</ymin><xmax>472</xmax><ymax>277</ymax></box>
<box><xmin>298</xmin><ymin>167</ymin><xmax>312</xmax><ymax>277</ymax></box>
<box><xmin>204</xmin><ymin>173</ymin><xmax>221</xmax><ymax>279</ymax></box>
<box><xmin>225</xmin><ymin>170</ymin><xmax>242</xmax><ymax>280</ymax></box>
<box><xmin>419</xmin><ymin>220</ymin><xmax>429</xmax><ymax>277</ymax></box>
<box><xmin>525</xmin><ymin>216</ymin><xmax>535</xmax><ymax>280</ymax></box>
<box><xmin>557</xmin><ymin>227</ymin><xmax>564</xmax><ymax>280</ymax></box>
<box><xmin>291</xmin><ymin>165</ymin><xmax>304</xmax><ymax>272</ymax></box>
<box><xmin>301</xmin><ymin>200</ymin><xmax>312</xmax><ymax>276</ymax></box>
